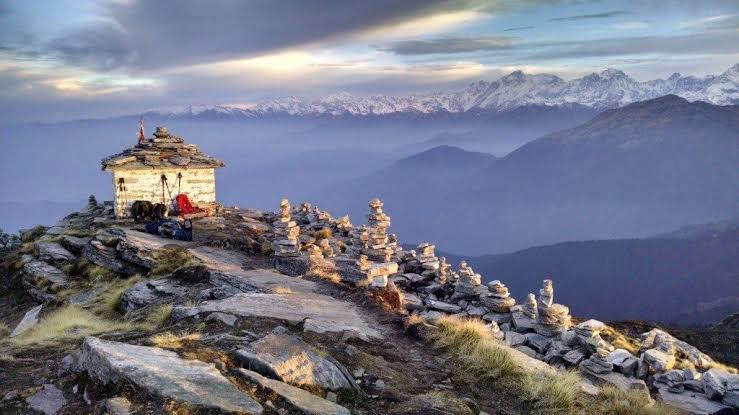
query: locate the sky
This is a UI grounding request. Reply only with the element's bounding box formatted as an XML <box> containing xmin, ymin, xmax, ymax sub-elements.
<box><xmin>0</xmin><ymin>0</ymin><xmax>738</xmax><ymax>122</ymax></box>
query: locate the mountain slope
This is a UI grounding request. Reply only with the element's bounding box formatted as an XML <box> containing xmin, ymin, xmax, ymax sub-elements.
<box><xmin>439</xmin><ymin>220</ymin><xmax>739</xmax><ymax>325</ymax></box>
<box><xmin>313</xmin><ymin>96</ymin><xmax>739</xmax><ymax>254</ymax></box>
<box><xmin>146</xmin><ymin>64</ymin><xmax>739</xmax><ymax>120</ymax></box>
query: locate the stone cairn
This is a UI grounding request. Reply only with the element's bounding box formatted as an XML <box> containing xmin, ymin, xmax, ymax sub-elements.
<box><xmin>437</xmin><ymin>257</ymin><xmax>451</xmax><ymax>285</ymax></box>
<box><xmin>453</xmin><ymin>261</ymin><xmax>482</xmax><ymax>297</ymax></box>
<box><xmin>363</xmin><ymin>199</ymin><xmax>393</xmax><ymax>262</ymax></box>
<box><xmin>535</xmin><ymin>279</ymin><xmax>572</xmax><ymax>336</ymax></box>
<box><xmin>272</xmin><ymin>199</ymin><xmax>300</xmax><ymax>257</ymax></box>
<box><xmin>261</xmin><ymin>199</ymin><xmax>739</xmax><ymax>412</ymax></box>
<box><xmin>482</xmin><ymin>280</ymin><xmax>516</xmax><ymax>313</ymax></box>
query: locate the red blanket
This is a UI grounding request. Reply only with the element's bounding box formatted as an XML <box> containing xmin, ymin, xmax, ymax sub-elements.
<box><xmin>176</xmin><ymin>194</ymin><xmax>202</xmax><ymax>215</ymax></box>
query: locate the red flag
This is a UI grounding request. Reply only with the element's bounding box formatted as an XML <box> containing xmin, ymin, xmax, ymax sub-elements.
<box><xmin>138</xmin><ymin>117</ymin><xmax>145</xmax><ymax>144</ymax></box>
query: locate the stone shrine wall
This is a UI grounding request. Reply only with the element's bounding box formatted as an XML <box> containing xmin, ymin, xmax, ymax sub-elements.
<box><xmin>110</xmin><ymin>167</ymin><xmax>216</xmax><ymax>217</ymax></box>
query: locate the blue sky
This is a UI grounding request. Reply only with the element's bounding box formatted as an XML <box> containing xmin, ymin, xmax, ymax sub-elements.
<box><xmin>1</xmin><ymin>0</ymin><xmax>737</xmax><ymax>122</ymax></box>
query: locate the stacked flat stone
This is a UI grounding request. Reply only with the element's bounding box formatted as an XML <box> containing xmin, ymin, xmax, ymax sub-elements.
<box><xmin>272</xmin><ymin>199</ymin><xmax>300</xmax><ymax>257</ymax></box>
<box><xmin>523</xmin><ymin>294</ymin><xmax>538</xmax><ymax>319</ymax></box>
<box><xmin>437</xmin><ymin>257</ymin><xmax>451</xmax><ymax>285</ymax></box>
<box><xmin>362</xmin><ymin>199</ymin><xmax>393</xmax><ymax>262</ymax></box>
<box><xmin>388</xmin><ymin>234</ymin><xmax>403</xmax><ymax>260</ymax></box>
<box><xmin>574</xmin><ymin>319</ymin><xmax>613</xmax><ymax>353</ymax></box>
<box><xmin>580</xmin><ymin>347</ymin><xmax>614</xmax><ymax>375</ymax></box>
<box><xmin>416</xmin><ymin>243</ymin><xmax>440</xmax><ymax>277</ymax></box>
<box><xmin>535</xmin><ymin>279</ymin><xmax>572</xmax><ymax>336</ymax></box>
<box><xmin>307</xmin><ymin>244</ymin><xmax>325</xmax><ymax>262</ymax></box>
<box><xmin>453</xmin><ymin>261</ymin><xmax>482</xmax><ymax>297</ymax></box>
<box><xmin>482</xmin><ymin>280</ymin><xmax>516</xmax><ymax>312</ymax></box>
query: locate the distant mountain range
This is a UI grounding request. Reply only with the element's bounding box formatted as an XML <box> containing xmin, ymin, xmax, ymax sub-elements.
<box><xmin>312</xmin><ymin>95</ymin><xmax>739</xmax><ymax>254</ymax></box>
<box><xmin>145</xmin><ymin>64</ymin><xmax>739</xmax><ymax>119</ymax></box>
<box><xmin>440</xmin><ymin>218</ymin><xmax>739</xmax><ymax>326</ymax></box>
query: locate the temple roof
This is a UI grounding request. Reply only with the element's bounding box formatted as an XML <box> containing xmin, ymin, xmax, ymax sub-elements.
<box><xmin>101</xmin><ymin>126</ymin><xmax>225</xmax><ymax>170</ymax></box>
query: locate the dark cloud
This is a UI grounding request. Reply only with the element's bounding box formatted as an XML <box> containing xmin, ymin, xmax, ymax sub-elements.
<box><xmin>503</xmin><ymin>26</ymin><xmax>535</xmax><ymax>31</ymax></box>
<box><xmin>549</xmin><ymin>10</ymin><xmax>630</xmax><ymax>21</ymax></box>
<box><xmin>379</xmin><ymin>36</ymin><xmax>515</xmax><ymax>55</ymax></box>
<box><xmin>45</xmin><ymin>0</ymin><xmax>488</xmax><ymax>71</ymax></box>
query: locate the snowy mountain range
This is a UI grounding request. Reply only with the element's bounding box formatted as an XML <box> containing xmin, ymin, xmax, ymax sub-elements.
<box><xmin>147</xmin><ymin>64</ymin><xmax>739</xmax><ymax>119</ymax></box>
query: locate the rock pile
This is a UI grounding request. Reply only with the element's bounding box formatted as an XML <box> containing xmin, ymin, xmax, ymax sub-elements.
<box><xmin>0</xmin><ymin>228</ymin><xmax>20</xmax><ymax>252</ymax></box>
<box><xmin>511</xmin><ymin>293</ymin><xmax>538</xmax><ymax>331</ymax></box>
<box><xmin>482</xmin><ymin>280</ymin><xmax>516</xmax><ymax>313</ymax></box>
<box><xmin>453</xmin><ymin>261</ymin><xmax>482</xmax><ymax>297</ymax></box>
<box><xmin>535</xmin><ymin>279</ymin><xmax>572</xmax><ymax>336</ymax></box>
<box><xmin>363</xmin><ymin>199</ymin><xmax>393</xmax><ymax>262</ymax></box>
<box><xmin>272</xmin><ymin>199</ymin><xmax>308</xmax><ymax>276</ymax></box>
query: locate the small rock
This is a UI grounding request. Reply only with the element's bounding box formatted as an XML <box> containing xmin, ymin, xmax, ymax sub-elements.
<box><xmin>352</xmin><ymin>368</ymin><xmax>366</xmax><ymax>378</ymax></box>
<box><xmin>3</xmin><ymin>391</ymin><xmax>19</xmax><ymax>401</ymax></box>
<box><xmin>344</xmin><ymin>345</ymin><xmax>359</xmax><ymax>357</ymax></box>
<box><xmin>25</xmin><ymin>384</ymin><xmax>67</xmax><ymax>415</ymax></box>
<box><xmin>326</xmin><ymin>392</ymin><xmax>338</xmax><ymax>403</ymax></box>
<box><xmin>375</xmin><ymin>379</ymin><xmax>386</xmax><ymax>390</ymax></box>
<box><xmin>10</xmin><ymin>304</ymin><xmax>43</xmax><ymax>337</ymax></box>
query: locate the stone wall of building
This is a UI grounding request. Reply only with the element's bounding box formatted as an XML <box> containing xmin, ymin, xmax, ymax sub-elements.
<box><xmin>110</xmin><ymin>167</ymin><xmax>216</xmax><ymax>217</ymax></box>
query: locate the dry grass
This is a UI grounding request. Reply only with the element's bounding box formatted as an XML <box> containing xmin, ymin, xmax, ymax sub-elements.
<box><xmin>0</xmin><ymin>322</ymin><xmax>10</xmax><ymax>339</ymax></box>
<box><xmin>305</xmin><ymin>267</ymin><xmax>342</xmax><ymax>283</ymax></box>
<box><xmin>90</xmin><ymin>275</ymin><xmax>143</xmax><ymax>316</ymax></box>
<box><xmin>150</xmin><ymin>331</ymin><xmax>202</xmax><ymax>350</ymax></box>
<box><xmin>529</xmin><ymin>371</ymin><xmax>582</xmax><ymax>415</ymax></box>
<box><xmin>434</xmin><ymin>316</ymin><xmax>524</xmax><ymax>382</ymax></box>
<box><xmin>87</xmin><ymin>265</ymin><xmax>118</xmax><ymax>280</ymax></box>
<box><xmin>141</xmin><ymin>304</ymin><xmax>174</xmax><ymax>330</ymax></box>
<box><xmin>601</xmin><ymin>326</ymin><xmax>641</xmax><ymax>355</ymax></box>
<box><xmin>273</xmin><ymin>286</ymin><xmax>293</xmax><ymax>294</ymax></box>
<box><xmin>20</xmin><ymin>225</ymin><xmax>46</xmax><ymax>243</ymax></box>
<box><xmin>9</xmin><ymin>305</ymin><xmax>134</xmax><ymax>346</ymax></box>
<box><xmin>151</xmin><ymin>245</ymin><xmax>200</xmax><ymax>277</ymax></box>
<box><xmin>313</xmin><ymin>228</ymin><xmax>333</xmax><ymax>240</ymax></box>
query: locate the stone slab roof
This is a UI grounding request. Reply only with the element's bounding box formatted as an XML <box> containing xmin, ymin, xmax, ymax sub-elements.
<box><xmin>101</xmin><ymin>126</ymin><xmax>225</xmax><ymax>170</ymax></box>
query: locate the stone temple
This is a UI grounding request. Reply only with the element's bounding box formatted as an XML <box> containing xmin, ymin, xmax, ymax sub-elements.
<box><xmin>101</xmin><ymin>126</ymin><xmax>224</xmax><ymax>217</ymax></box>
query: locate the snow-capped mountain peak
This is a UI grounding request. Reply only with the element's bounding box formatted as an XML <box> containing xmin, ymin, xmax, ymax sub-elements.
<box><xmin>147</xmin><ymin>64</ymin><xmax>738</xmax><ymax>119</ymax></box>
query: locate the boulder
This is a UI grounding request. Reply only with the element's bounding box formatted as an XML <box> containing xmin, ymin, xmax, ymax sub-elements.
<box><xmin>83</xmin><ymin>241</ymin><xmax>137</xmax><ymax>276</ymax></box>
<box><xmin>607</xmin><ymin>349</ymin><xmax>639</xmax><ymax>377</ymax></box>
<box><xmin>563</xmin><ymin>348</ymin><xmax>587</xmax><ymax>366</ymax></box>
<box><xmin>504</xmin><ymin>331</ymin><xmax>527</xmax><ymax>348</ymax></box>
<box><xmin>35</xmin><ymin>242</ymin><xmax>75</xmax><ymax>264</ymax></box>
<box><xmin>235</xmin><ymin>332</ymin><xmax>353</xmax><ymax>391</ymax></box>
<box><xmin>10</xmin><ymin>304</ymin><xmax>42</xmax><ymax>337</ymax></box>
<box><xmin>642</xmin><ymin>348</ymin><xmax>675</xmax><ymax>373</ymax></box>
<box><xmin>25</xmin><ymin>384</ymin><xmax>66</xmax><ymax>415</ymax></box>
<box><xmin>274</xmin><ymin>255</ymin><xmax>309</xmax><ymax>277</ymax></box>
<box><xmin>702</xmin><ymin>368</ymin><xmax>727</xmax><ymax>399</ymax></box>
<box><xmin>657</xmin><ymin>387</ymin><xmax>731</xmax><ymax>415</ymax></box>
<box><xmin>237</xmin><ymin>369</ymin><xmax>350</xmax><ymax>415</ymax></box>
<box><xmin>580</xmin><ymin>370</ymin><xmax>649</xmax><ymax>402</ymax></box>
<box><xmin>723</xmin><ymin>374</ymin><xmax>739</xmax><ymax>408</ymax></box>
<box><xmin>116</xmin><ymin>239</ymin><xmax>156</xmax><ymax>269</ymax></box>
<box><xmin>172</xmin><ymin>292</ymin><xmax>383</xmax><ymax>341</ymax></box>
<box><xmin>425</xmin><ymin>300</ymin><xmax>462</xmax><ymax>314</ymax></box>
<box><xmin>525</xmin><ymin>333</ymin><xmax>551</xmax><ymax>354</ymax></box>
<box><xmin>60</xmin><ymin>235</ymin><xmax>89</xmax><ymax>253</ymax></box>
<box><xmin>119</xmin><ymin>279</ymin><xmax>187</xmax><ymax>314</ymax></box>
<box><xmin>22</xmin><ymin>260</ymin><xmax>69</xmax><ymax>302</ymax></box>
<box><xmin>79</xmin><ymin>337</ymin><xmax>262</xmax><ymax>414</ymax></box>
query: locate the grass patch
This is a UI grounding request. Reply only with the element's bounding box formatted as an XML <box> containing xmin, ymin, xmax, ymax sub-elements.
<box><xmin>305</xmin><ymin>267</ymin><xmax>341</xmax><ymax>283</ymax></box>
<box><xmin>141</xmin><ymin>304</ymin><xmax>173</xmax><ymax>330</ymax></box>
<box><xmin>20</xmin><ymin>225</ymin><xmax>46</xmax><ymax>243</ymax></box>
<box><xmin>434</xmin><ymin>315</ymin><xmax>524</xmax><ymax>382</ymax></box>
<box><xmin>583</xmin><ymin>386</ymin><xmax>682</xmax><ymax>415</ymax></box>
<box><xmin>529</xmin><ymin>371</ymin><xmax>581</xmax><ymax>415</ymax></box>
<box><xmin>150</xmin><ymin>246</ymin><xmax>200</xmax><ymax>277</ymax></box>
<box><xmin>273</xmin><ymin>286</ymin><xmax>293</xmax><ymax>294</ymax></box>
<box><xmin>600</xmin><ymin>325</ymin><xmax>640</xmax><ymax>355</ymax></box>
<box><xmin>87</xmin><ymin>265</ymin><xmax>118</xmax><ymax>281</ymax></box>
<box><xmin>313</xmin><ymin>228</ymin><xmax>333</xmax><ymax>240</ymax></box>
<box><xmin>9</xmin><ymin>305</ymin><xmax>134</xmax><ymax>346</ymax></box>
<box><xmin>150</xmin><ymin>331</ymin><xmax>202</xmax><ymax>349</ymax></box>
<box><xmin>89</xmin><ymin>275</ymin><xmax>142</xmax><ymax>316</ymax></box>
<box><xmin>0</xmin><ymin>322</ymin><xmax>9</xmax><ymax>339</ymax></box>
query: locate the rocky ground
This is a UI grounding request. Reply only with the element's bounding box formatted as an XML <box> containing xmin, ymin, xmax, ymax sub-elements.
<box><xmin>0</xmin><ymin>199</ymin><xmax>737</xmax><ymax>415</ymax></box>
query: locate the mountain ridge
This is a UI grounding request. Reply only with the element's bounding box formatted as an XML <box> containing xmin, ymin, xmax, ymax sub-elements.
<box><xmin>144</xmin><ymin>64</ymin><xmax>739</xmax><ymax>120</ymax></box>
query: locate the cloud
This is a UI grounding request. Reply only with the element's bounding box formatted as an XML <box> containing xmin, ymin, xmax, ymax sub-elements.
<box><xmin>549</xmin><ymin>10</ymin><xmax>630</xmax><ymax>21</ymax></box>
<box><xmin>503</xmin><ymin>25</ymin><xmax>535</xmax><ymax>31</ymax></box>
<box><xmin>378</xmin><ymin>36</ymin><xmax>515</xmax><ymax>55</ymax></box>
<box><xmin>44</xmin><ymin>0</ymin><xmax>491</xmax><ymax>72</ymax></box>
